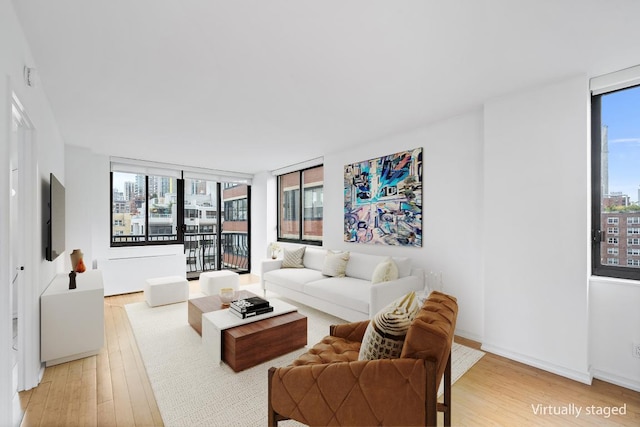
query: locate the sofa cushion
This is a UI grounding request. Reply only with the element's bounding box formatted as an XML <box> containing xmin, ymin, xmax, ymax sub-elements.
<box><xmin>371</xmin><ymin>257</ymin><xmax>399</xmax><ymax>284</ymax></box>
<box><xmin>263</xmin><ymin>268</ymin><xmax>325</xmax><ymax>291</ymax></box>
<box><xmin>303</xmin><ymin>247</ymin><xmax>326</xmax><ymax>271</ymax></box>
<box><xmin>358</xmin><ymin>291</ymin><xmax>420</xmax><ymax>360</ymax></box>
<box><xmin>282</xmin><ymin>247</ymin><xmax>305</xmax><ymax>268</ymax></box>
<box><xmin>304</xmin><ymin>277</ymin><xmax>370</xmax><ymax>314</ymax></box>
<box><xmin>345</xmin><ymin>252</ymin><xmax>387</xmax><ymax>281</ymax></box>
<box><xmin>391</xmin><ymin>257</ymin><xmax>412</xmax><ymax>278</ymax></box>
<box><xmin>322</xmin><ymin>251</ymin><xmax>350</xmax><ymax>277</ymax></box>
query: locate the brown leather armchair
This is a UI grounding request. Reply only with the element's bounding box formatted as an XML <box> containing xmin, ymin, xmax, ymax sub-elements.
<box><xmin>268</xmin><ymin>291</ymin><xmax>458</xmax><ymax>426</ymax></box>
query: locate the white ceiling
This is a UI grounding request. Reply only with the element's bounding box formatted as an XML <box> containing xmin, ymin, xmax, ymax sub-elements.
<box><xmin>12</xmin><ymin>0</ymin><xmax>640</xmax><ymax>175</ymax></box>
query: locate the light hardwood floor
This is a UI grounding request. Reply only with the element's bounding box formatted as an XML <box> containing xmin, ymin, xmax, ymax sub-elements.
<box><xmin>19</xmin><ymin>275</ymin><xmax>640</xmax><ymax>426</ymax></box>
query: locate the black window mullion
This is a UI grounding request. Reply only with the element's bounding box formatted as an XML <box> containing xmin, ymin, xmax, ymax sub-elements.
<box><xmin>177</xmin><ymin>178</ymin><xmax>184</xmax><ymax>244</ymax></box>
<box><xmin>298</xmin><ymin>171</ymin><xmax>303</xmax><ymax>241</ymax></box>
<box><xmin>591</xmin><ymin>95</ymin><xmax>603</xmax><ymax>275</ymax></box>
<box><xmin>144</xmin><ymin>175</ymin><xmax>149</xmax><ymax>242</ymax></box>
<box><xmin>110</xmin><ymin>172</ymin><xmax>114</xmax><ymax>245</ymax></box>
<box><xmin>216</xmin><ymin>182</ymin><xmax>222</xmax><ymax>270</ymax></box>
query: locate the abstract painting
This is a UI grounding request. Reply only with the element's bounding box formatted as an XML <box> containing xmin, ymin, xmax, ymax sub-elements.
<box><xmin>344</xmin><ymin>147</ymin><xmax>422</xmax><ymax>246</ymax></box>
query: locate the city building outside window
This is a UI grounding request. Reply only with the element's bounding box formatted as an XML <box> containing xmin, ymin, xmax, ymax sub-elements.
<box><xmin>111</xmin><ymin>172</ymin><xmax>179</xmax><ymax>245</ymax></box>
<box><xmin>592</xmin><ymin>76</ymin><xmax>640</xmax><ymax>280</ymax></box>
<box><xmin>110</xmin><ymin>160</ymin><xmax>252</xmax><ymax>276</ymax></box>
<box><xmin>277</xmin><ymin>165</ymin><xmax>323</xmax><ymax>244</ymax></box>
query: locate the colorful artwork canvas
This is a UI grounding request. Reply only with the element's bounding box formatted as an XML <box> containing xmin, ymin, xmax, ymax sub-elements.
<box><xmin>344</xmin><ymin>148</ymin><xmax>422</xmax><ymax>246</ymax></box>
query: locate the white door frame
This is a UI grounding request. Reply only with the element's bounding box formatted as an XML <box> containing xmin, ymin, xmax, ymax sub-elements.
<box><xmin>1</xmin><ymin>79</ymin><xmax>13</xmax><ymax>427</ymax></box>
<box><xmin>2</xmin><ymin>91</ymin><xmax>40</xmax><ymax>427</ymax></box>
<box><xmin>12</xmin><ymin>93</ymin><xmax>40</xmax><ymax>391</ymax></box>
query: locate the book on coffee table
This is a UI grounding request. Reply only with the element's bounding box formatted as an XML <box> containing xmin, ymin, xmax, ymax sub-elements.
<box><xmin>230</xmin><ymin>296</ymin><xmax>270</xmax><ymax>313</ymax></box>
<box><xmin>229</xmin><ymin>305</ymin><xmax>274</xmax><ymax>319</ymax></box>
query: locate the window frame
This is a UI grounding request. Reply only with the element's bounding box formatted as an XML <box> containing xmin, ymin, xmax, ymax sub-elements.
<box><xmin>591</xmin><ymin>83</ymin><xmax>640</xmax><ymax>280</ymax></box>
<box><xmin>276</xmin><ymin>165</ymin><xmax>323</xmax><ymax>246</ymax></box>
<box><xmin>110</xmin><ymin>172</ymin><xmax>184</xmax><ymax>247</ymax></box>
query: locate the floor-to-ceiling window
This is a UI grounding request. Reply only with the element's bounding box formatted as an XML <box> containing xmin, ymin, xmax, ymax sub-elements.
<box><xmin>277</xmin><ymin>164</ymin><xmax>323</xmax><ymax>245</ymax></box>
<box><xmin>110</xmin><ymin>159</ymin><xmax>251</xmax><ymax>278</ymax></box>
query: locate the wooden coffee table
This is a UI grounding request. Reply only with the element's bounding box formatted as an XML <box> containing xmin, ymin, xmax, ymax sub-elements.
<box><xmin>201</xmin><ymin>298</ymin><xmax>307</xmax><ymax>372</ymax></box>
<box><xmin>188</xmin><ymin>290</ymin><xmax>257</xmax><ymax>335</ymax></box>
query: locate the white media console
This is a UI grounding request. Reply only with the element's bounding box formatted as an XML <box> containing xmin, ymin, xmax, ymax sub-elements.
<box><xmin>40</xmin><ymin>269</ymin><xmax>104</xmax><ymax>366</ymax></box>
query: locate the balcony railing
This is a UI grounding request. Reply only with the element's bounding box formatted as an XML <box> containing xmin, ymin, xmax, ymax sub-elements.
<box><xmin>184</xmin><ymin>232</ymin><xmax>249</xmax><ymax>277</ymax></box>
<box><xmin>112</xmin><ymin>234</ymin><xmax>178</xmax><ymax>244</ymax></box>
<box><xmin>111</xmin><ymin>232</ymin><xmax>249</xmax><ymax>277</ymax></box>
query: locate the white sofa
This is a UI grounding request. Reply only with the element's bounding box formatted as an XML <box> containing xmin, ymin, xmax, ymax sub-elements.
<box><xmin>260</xmin><ymin>246</ymin><xmax>424</xmax><ymax>322</ymax></box>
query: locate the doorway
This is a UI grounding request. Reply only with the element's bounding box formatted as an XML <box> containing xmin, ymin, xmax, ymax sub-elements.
<box><xmin>9</xmin><ymin>97</ymin><xmax>25</xmax><ymax>426</ymax></box>
<box><xmin>9</xmin><ymin>93</ymin><xmax>38</xmax><ymax>427</ymax></box>
<box><xmin>183</xmin><ymin>179</ymin><xmax>250</xmax><ymax>279</ymax></box>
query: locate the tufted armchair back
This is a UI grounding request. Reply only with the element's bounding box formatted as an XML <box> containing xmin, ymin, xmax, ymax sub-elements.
<box><xmin>268</xmin><ymin>291</ymin><xmax>458</xmax><ymax>427</ymax></box>
<box><xmin>401</xmin><ymin>291</ymin><xmax>458</xmax><ymax>389</ymax></box>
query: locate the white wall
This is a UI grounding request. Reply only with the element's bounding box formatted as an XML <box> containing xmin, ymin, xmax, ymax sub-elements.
<box><xmin>590</xmin><ymin>278</ymin><xmax>640</xmax><ymax>391</ymax></box>
<box><xmin>482</xmin><ymin>75</ymin><xmax>591</xmax><ymax>383</ymax></box>
<box><xmin>323</xmin><ymin>110</ymin><xmax>485</xmax><ymax>340</ymax></box>
<box><xmin>65</xmin><ymin>148</ymin><xmax>184</xmax><ymax>295</ymax></box>
<box><xmin>0</xmin><ymin>2</ymin><xmax>67</xmax><ymax>424</ymax></box>
<box><xmin>65</xmin><ymin>146</ymin><xmax>95</xmax><ymax>271</ymax></box>
<box><xmin>250</xmin><ymin>170</ymin><xmax>276</xmax><ymax>275</ymax></box>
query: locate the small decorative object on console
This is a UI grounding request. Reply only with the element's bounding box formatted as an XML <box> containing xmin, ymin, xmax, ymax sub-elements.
<box><xmin>70</xmin><ymin>249</ymin><xmax>86</xmax><ymax>273</ymax></box>
<box><xmin>68</xmin><ymin>271</ymin><xmax>77</xmax><ymax>290</ymax></box>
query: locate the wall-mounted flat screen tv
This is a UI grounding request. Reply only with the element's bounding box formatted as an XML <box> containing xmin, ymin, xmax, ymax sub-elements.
<box><xmin>46</xmin><ymin>173</ymin><xmax>65</xmax><ymax>261</ymax></box>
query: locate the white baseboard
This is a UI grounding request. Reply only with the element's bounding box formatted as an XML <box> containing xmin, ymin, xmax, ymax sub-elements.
<box><xmin>591</xmin><ymin>369</ymin><xmax>640</xmax><ymax>392</ymax></box>
<box><xmin>12</xmin><ymin>392</ymin><xmax>22</xmax><ymax>427</ymax></box>
<box><xmin>481</xmin><ymin>343</ymin><xmax>593</xmax><ymax>385</ymax></box>
<box><xmin>454</xmin><ymin>328</ymin><xmax>483</xmax><ymax>343</ymax></box>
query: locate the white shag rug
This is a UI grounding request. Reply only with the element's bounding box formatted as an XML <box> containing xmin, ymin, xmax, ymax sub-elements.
<box><xmin>125</xmin><ymin>284</ymin><xmax>484</xmax><ymax>427</ymax></box>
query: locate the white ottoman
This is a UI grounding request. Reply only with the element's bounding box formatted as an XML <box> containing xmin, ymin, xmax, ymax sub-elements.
<box><xmin>144</xmin><ymin>276</ymin><xmax>189</xmax><ymax>307</ymax></box>
<box><xmin>199</xmin><ymin>270</ymin><xmax>239</xmax><ymax>296</ymax></box>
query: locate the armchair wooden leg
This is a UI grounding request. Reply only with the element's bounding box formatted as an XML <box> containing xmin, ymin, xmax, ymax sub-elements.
<box><xmin>267</xmin><ymin>367</ymin><xmax>278</xmax><ymax>427</ymax></box>
<box><xmin>425</xmin><ymin>360</ymin><xmax>438</xmax><ymax>427</ymax></box>
<box><xmin>434</xmin><ymin>352</ymin><xmax>453</xmax><ymax>426</ymax></box>
<box><xmin>444</xmin><ymin>351</ymin><xmax>452</xmax><ymax>427</ymax></box>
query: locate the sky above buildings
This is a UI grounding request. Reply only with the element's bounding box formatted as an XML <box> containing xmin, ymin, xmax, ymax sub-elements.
<box><xmin>603</xmin><ymin>85</ymin><xmax>640</xmax><ymax>202</ymax></box>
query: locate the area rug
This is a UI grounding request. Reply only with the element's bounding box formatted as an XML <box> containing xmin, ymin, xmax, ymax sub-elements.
<box><xmin>125</xmin><ymin>286</ymin><xmax>484</xmax><ymax>426</ymax></box>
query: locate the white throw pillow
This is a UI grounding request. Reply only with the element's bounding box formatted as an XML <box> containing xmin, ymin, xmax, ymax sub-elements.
<box><xmin>281</xmin><ymin>247</ymin><xmax>305</xmax><ymax>268</ymax></box>
<box><xmin>322</xmin><ymin>251</ymin><xmax>350</xmax><ymax>277</ymax></box>
<box><xmin>371</xmin><ymin>258</ymin><xmax>399</xmax><ymax>284</ymax></box>
<box><xmin>358</xmin><ymin>291</ymin><xmax>420</xmax><ymax>360</ymax></box>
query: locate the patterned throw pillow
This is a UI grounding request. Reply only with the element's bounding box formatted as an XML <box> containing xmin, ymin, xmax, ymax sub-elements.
<box><xmin>281</xmin><ymin>247</ymin><xmax>306</xmax><ymax>268</ymax></box>
<box><xmin>358</xmin><ymin>291</ymin><xmax>420</xmax><ymax>360</ymax></box>
<box><xmin>371</xmin><ymin>257</ymin><xmax>399</xmax><ymax>284</ymax></box>
<box><xmin>321</xmin><ymin>251</ymin><xmax>350</xmax><ymax>277</ymax></box>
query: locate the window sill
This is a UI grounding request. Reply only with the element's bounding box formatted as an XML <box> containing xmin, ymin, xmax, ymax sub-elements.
<box><xmin>589</xmin><ymin>275</ymin><xmax>640</xmax><ymax>288</ymax></box>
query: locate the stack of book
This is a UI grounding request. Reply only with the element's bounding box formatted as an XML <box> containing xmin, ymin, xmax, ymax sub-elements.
<box><xmin>229</xmin><ymin>296</ymin><xmax>273</xmax><ymax>319</ymax></box>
